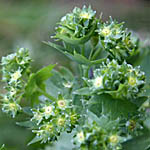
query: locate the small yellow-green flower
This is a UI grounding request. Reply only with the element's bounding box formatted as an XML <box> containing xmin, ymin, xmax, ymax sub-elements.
<box><xmin>9</xmin><ymin>88</ymin><xmax>17</xmax><ymax>97</ymax></box>
<box><xmin>44</xmin><ymin>123</ymin><xmax>53</xmax><ymax>131</ymax></box>
<box><xmin>57</xmin><ymin>117</ymin><xmax>66</xmax><ymax>126</ymax></box>
<box><xmin>101</xmin><ymin>27</ymin><xmax>111</xmax><ymax>36</ymax></box>
<box><xmin>57</xmin><ymin>100</ymin><xmax>67</xmax><ymax>109</ymax></box>
<box><xmin>9</xmin><ymin>103</ymin><xmax>18</xmax><ymax>110</ymax></box>
<box><xmin>11</xmin><ymin>70</ymin><xmax>22</xmax><ymax>81</ymax></box>
<box><xmin>80</xmin><ymin>12</ymin><xmax>91</xmax><ymax>19</ymax></box>
<box><xmin>2</xmin><ymin>102</ymin><xmax>21</xmax><ymax>118</ymax></box>
<box><xmin>93</xmin><ymin>76</ymin><xmax>103</xmax><ymax>88</ymax></box>
<box><xmin>128</xmin><ymin>76</ymin><xmax>136</xmax><ymax>86</ymax></box>
<box><xmin>109</xmin><ymin>134</ymin><xmax>119</xmax><ymax>144</ymax></box>
<box><xmin>77</xmin><ymin>131</ymin><xmax>85</xmax><ymax>143</ymax></box>
<box><xmin>44</xmin><ymin>106</ymin><xmax>53</xmax><ymax>115</ymax></box>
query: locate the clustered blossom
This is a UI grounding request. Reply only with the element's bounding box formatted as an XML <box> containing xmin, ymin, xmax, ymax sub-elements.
<box><xmin>1</xmin><ymin>48</ymin><xmax>31</xmax><ymax>117</ymax></box>
<box><xmin>54</xmin><ymin>5</ymin><xmax>96</xmax><ymax>44</ymax></box>
<box><xmin>54</xmin><ymin>6</ymin><xmax>139</xmax><ymax>62</ymax></box>
<box><xmin>96</xmin><ymin>18</ymin><xmax>139</xmax><ymax>61</ymax></box>
<box><xmin>73</xmin><ymin>121</ymin><xmax>123</xmax><ymax>150</ymax></box>
<box><xmin>0</xmin><ymin>5</ymin><xmax>149</xmax><ymax>150</ymax></box>
<box><xmin>87</xmin><ymin>59</ymin><xmax>145</xmax><ymax>99</ymax></box>
<box><xmin>30</xmin><ymin>96</ymin><xmax>80</xmax><ymax>144</ymax></box>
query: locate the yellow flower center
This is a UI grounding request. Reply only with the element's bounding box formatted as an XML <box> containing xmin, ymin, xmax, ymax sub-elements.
<box><xmin>80</xmin><ymin>12</ymin><xmax>90</xmax><ymax>19</ymax></box>
<box><xmin>57</xmin><ymin>100</ymin><xmax>66</xmax><ymax>109</ymax></box>
<box><xmin>9</xmin><ymin>103</ymin><xmax>17</xmax><ymax>109</ymax></box>
<box><xmin>94</xmin><ymin>76</ymin><xmax>103</xmax><ymax>88</ymax></box>
<box><xmin>128</xmin><ymin>76</ymin><xmax>136</xmax><ymax>86</ymax></box>
<box><xmin>58</xmin><ymin>118</ymin><xmax>65</xmax><ymax>126</ymax></box>
<box><xmin>45</xmin><ymin>124</ymin><xmax>53</xmax><ymax>131</ymax></box>
<box><xmin>101</xmin><ymin>27</ymin><xmax>111</xmax><ymax>36</ymax></box>
<box><xmin>44</xmin><ymin>106</ymin><xmax>53</xmax><ymax>114</ymax></box>
<box><xmin>109</xmin><ymin>135</ymin><xmax>119</xmax><ymax>144</ymax></box>
<box><xmin>129</xmin><ymin>69</ymin><xmax>133</xmax><ymax>72</ymax></box>
<box><xmin>77</xmin><ymin>131</ymin><xmax>85</xmax><ymax>142</ymax></box>
<box><xmin>11</xmin><ymin>71</ymin><xmax>22</xmax><ymax>81</ymax></box>
<box><xmin>9</xmin><ymin>103</ymin><xmax>18</xmax><ymax>112</ymax></box>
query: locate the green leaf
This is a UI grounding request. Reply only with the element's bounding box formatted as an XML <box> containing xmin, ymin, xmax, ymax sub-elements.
<box><xmin>27</xmin><ymin>136</ymin><xmax>43</xmax><ymax>146</ymax></box>
<box><xmin>122</xmin><ymin>132</ymin><xmax>150</xmax><ymax>150</ymax></box>
<box><xmin>35</xmin><ymin>64</ymin><xmax>55</xmax><ymax>88</ymax></box>
<box><xmin>25</xmin><ymin>64</ymin><xmax>56</xmax><ymax>104</ymax></box>
<box><xmin>55</xmin><ymin>22</ymin><xmax>96</xmax><ymax>45</ymax></box>
<box><xmin>45</xmin><ymin>68</ymin><xmax>75</xmax><ymax>98</ymax></box>
<box><xmin>133</xmin><ymin>96</ymin><xmax>148</xmax><ymax>107</ymax></box>
<box><xmin>59</xmin><ymin>66</ymin><xmax>74</xmax><ymax>81</ymax></box>
<box><xmin>49</xmin><ymin>70</ymin><xmax>63</xmax><ymax>88</ymax></box>
<box><xmin>88</xmin><ymin>94</ymin><xmax>137</xmax><ymax>120</ymax></box>
<box><xmin>73</xmin><ymin>51</ymin><xmax>91</xmax><ymax>65</ymax></box>
<box><xmin>44</xmin><ymin>41</ymin><xmax>68</xmax><ymax>54</ymax></box>
<box><xmin>44</xmin><ymin>41</ymin><xmax>91</xmax><ymax>65</ymax></box>
<box><xmin>16</xmin><ymin>121</ymin><xmax>37</xmax><ymax>129</ymax></box>
<box><xmin>64</xmin><ymin>51</ymin><xmax>91</xmax><ymax>65</ymax></box>
<box><xmin>91</xmin><ymin>58</ymin><xmax>107</xmax><ymax>65</ymax></box>
<box><xmin>44</xmin><ymin>132</ymin><xmax>74</xmax><ymax>150</ymax></box>
<box><xmin>22</xmin><ymin>107</ymin><xmax>33</xmax><ymax>116</ymax></box>
<box><xmin>87</xmin><ymin>111</ymin><xmax>119</xmax><ymax>130</ymax></box>
<box><xmin>46</xmin><ymin>79</ymin><xmax>63</xmax><ymax>98</ymax></box>
<box><xmin>73</xmin><ymin>87</ymin><xmax>91</xmax><ymax>96</ymax></box>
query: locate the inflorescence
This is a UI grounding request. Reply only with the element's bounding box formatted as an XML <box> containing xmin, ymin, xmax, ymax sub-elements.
<box><xmin>0</xmin><ymin>5</ymin><xmax>149</xmax><ymax>150</ymax></box>
<box><xmin>87</xmin><ymin>59</ymin><xmax>145</xmax><ymax>100</ymax></box>
<box><xmin>30</xmin><ymin>95</ymin><xmax>80</xmax><ymax>144</ymax></box>
<box><xmin>1</xmin><ymin>48</ymin><xmax>31</xmax><ymax>117</ymax></box>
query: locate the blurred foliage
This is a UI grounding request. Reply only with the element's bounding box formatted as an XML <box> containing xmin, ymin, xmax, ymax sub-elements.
<box><xmin>0</xmin><ymin>0</ymin><xmax>71</xmax><ymax>70</ymax></box>
<box><xmin>0</xmin><ymin>0</ymin><xmax>150</xmax><ymax>150</ymax></box>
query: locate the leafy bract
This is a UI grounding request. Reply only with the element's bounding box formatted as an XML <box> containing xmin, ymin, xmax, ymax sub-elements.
<box><xmin>25</xmin><ymin>64</ymin><xmax>55</xmax><ymax>104</ymax></box>
<box><xmin>122</xmin><ymin>132</ymin><xmax>150</xmax><ymax>150</ymax></box>
<box><xmin>88</xmin><ymin>94</ymin><xmax>137</xmax><ymax>119</ymax></box>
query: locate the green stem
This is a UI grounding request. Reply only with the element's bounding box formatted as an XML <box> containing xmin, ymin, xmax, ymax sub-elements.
<box><xmin>37</xmin><ymin>87</ymin><xmax>57</xmax><ymax>101</ymax></box>
<box><xmin>85</xmin><ymin>65</ymin><xmax>91</xmax><ymax>78</ymax></box>
<box><xmin>88</xmin><ymin>48</ymin><xmax>95</xmax><ymax>60</ymax></box>
<box><xmin>79</xmin><ymin>64</ymin><xmax>83</xmax><ymax>78</ymax></box>
<box><xmin>91</xmin><ymin>58</ymin><xmax>107</xmax><ymax>65</ymax></box>
<box><xmin>81</xmin><ymin>44</ymin><xmax>85</xmax><ymax>56</ymax></box>
<box><xmin>91</xmin><ymin>47</ymin><xmax>102</xmax><ymax>60</ymax></box>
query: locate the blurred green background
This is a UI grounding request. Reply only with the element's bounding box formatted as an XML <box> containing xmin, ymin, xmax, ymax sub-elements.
<box><xmin>0</xmin><ymin>0</ymin><xmax>150</xmax><ymax>150</ymax></box>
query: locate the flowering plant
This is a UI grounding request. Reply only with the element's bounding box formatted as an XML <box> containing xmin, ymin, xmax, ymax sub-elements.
<box><xmin>1</xmin><ymin>6</ymin><xmax>150</xmax><ymax>150</ymax></box>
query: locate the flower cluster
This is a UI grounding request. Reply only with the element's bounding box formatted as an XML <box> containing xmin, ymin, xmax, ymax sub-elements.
<box><xmin>1</xmin><ymin>48</ymin><xmax>31</xmax><ymax>117</ymax></box>
<box><xmin>96</xmin><ymin>18</ymin><xmax>138</xmax><ymax>61</ymax></box>
<box><xmin>87</xmin><ymin>59</ymin><xmax>145</xmax><ymax>99</ymax></box>
<box><xmin>0</xmin><ymin>5</ymin><xmax>149</xmax><ymax>150</ymax></box>
<box><xmin>54</xmin><ymin>5</ymin><xmax>96</xmax><ymax>44</ymax></box>
<box><xmin>73</xmin><ymin>121</ymin><xmax>123</xmax><ymax>150</ymax></box>
<box><xmin>30</xmin><ymin>96</ymin><xmax>80</xmax><ymax>144</ymax></box>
